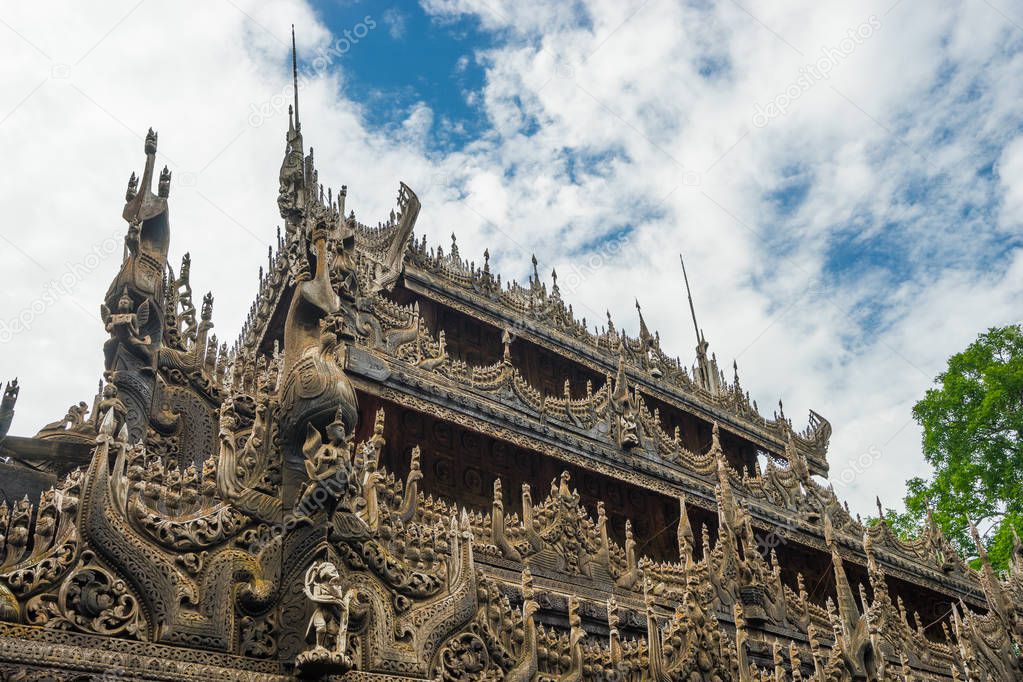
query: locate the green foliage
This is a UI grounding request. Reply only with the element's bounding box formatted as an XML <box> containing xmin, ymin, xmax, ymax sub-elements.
<box><xmin>896</xmin><ymin>325</ymin><xmax>1023</xmax><ymax>571</ymax></box>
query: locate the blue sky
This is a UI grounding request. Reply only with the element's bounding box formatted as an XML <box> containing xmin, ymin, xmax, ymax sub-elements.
<box><xmin>302</xmin><ymin>0</ymin><xmax>1023</xmax><ymax>329</ymax></box>
<box><xmin>309</xmin><ymin>1</ymin><xmax>494</xmax><ymax>151</ymax></box>
<box><xmin>1</xmin><ymin>0</ymin><xmax>1022</xmax><ymax>519</ymax></box>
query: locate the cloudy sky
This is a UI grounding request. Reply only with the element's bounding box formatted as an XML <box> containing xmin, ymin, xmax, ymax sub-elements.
<box><xmin>1</xmin><ymin>0</ymin><xmax>1021</xmax><ymax>520</ymax></box>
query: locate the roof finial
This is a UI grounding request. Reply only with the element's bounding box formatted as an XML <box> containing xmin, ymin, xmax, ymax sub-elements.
<box><xmin>679</xmin><ymin>253</ymin><xmax>701</xmax><ymax>348</ymax></box>
<box><xmin>291</xmin><ymin>25</ymin><xmax>300</xmax><ymax>132</ymax></box>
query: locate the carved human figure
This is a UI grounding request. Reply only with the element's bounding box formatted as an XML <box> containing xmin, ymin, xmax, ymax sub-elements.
<box><xmin>501</xmin><ymin>328</ymin><xmax>513</xmax><ymax>362</ymax></box>
<box><xmin>124</xmin><ymin>219</ymin><xmax>141</xmax><ymax>254</ymax></box>
<box><xmin>307</xmin><ymin>418</ymin><xmax>344</xmax><ymax>478</ymax></box>
<box><xmin>7</xmin><ymin>498</ymin><xmax>31</xmax><ymax>552</ymax></box>
<box><xmin>296</xmin><ymin>408</ymin><xmax>353</xmax><ymax>517</ymax></box>
<box><xmin>101</xmin><ymin>287</ymin><xmax>154</xmax><ymax>367</ymax></box>
<box><xmin>361</xmin><ymin>451</ymin><xmax>382</xmax><ymax>531</ymax></box>
<box><xmin>95</xmin><ymin>384</ymin><xmax>128</xmax><ymax>435</ymax></box>
<box><xmin>610</xmin><ymin>356</ymin><xmax>640</xmax><ymax>449</ymax></box>
<box><xmin>607</xmin><ymin>596</ymin><xmax>622</xmax><ymax>664</ymax></box>
<box><xmin>303</xmin><ymin>561</ymin><xmax>355</xmax><ymax>656</ymax></box>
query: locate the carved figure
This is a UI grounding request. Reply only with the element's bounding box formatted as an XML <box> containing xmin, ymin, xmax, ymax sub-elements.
<box><xmin>295</xmin><ymin>407</ymin><xmax>353</xmax><ymax>517</ymax></box>
<box><xmin>295</xmin><ymin>561</ymin><xmax>357</xmax><ymax>676</ymax></box>
<box><xmin>101</xmin><ymin>287</ymin><xmax>154</xmax><ymax>368</ymax></box>
<box><xmin>610</xmin><ymin>354</ymin><xmax>640</xmax><ymax>449</ymax></box>
<box><xmin>94</xmin><ymin>383</ymin><xmax>127</xmax><ymax>435</ymax></box>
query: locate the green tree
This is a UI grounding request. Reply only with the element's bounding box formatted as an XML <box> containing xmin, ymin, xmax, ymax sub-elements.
<box><xmin>890</xmin><ymin>324</ymin><xmax>1023</xmax><ymax>571</ymax></box>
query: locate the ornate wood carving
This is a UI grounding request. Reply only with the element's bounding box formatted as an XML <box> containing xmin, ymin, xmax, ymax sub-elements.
<box><xmin>0</xmin><ymin>55</ymin><xmax>1017</xmax><ymax>680</ymax></box>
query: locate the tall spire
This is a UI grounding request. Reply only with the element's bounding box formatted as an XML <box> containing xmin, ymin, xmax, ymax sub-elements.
<box><xmin>279</xmin><ymin>26</ymin><xmax>305</xmax><ymax>228</ymax></box>
<box><xmin>679</xmin><ymin>253</ymin><xmax>702</xmax><ymax>346</ymax></box>
<box><xmin>291</xmin><ymin>25</ymin><xmax>300</xmax><ymax>132</ymax></box>
<box><xmin>680</xmin><ymin>253</ymin><xmax>718</xmax><ymax>393</ymax></box>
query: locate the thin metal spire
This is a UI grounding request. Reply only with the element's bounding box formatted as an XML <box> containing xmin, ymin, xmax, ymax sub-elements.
<box><xmin>291</xmin><ymin>25</ymin><xmax>300</xmax><ymax>130</ymax></box>
<box><xmin>679</xmin><ymin>253</ymin><xmax>702</xmax><ymax>346</ymax></box>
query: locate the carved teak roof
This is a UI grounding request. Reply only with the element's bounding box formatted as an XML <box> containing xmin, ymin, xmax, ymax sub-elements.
<box><xmin>0</xmin><ymin>53</ymin><xmax>1019</xmax><ymax>680</ymax></box>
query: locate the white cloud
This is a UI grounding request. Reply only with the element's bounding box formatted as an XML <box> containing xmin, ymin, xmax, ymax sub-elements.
<box><xmin>999</xmin><ymin>135</ymin><xmax>1023</xmax><ymax>227</ymax></box>
<box><xmin>1</xmin><ymin>0</ymin><xmax>1020</xmax><ymax>524</ymax></box>
<box><xmin>382</xmin><ymin>7</ymin><xmax>406</xmax><ymax>40</ymax></box>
